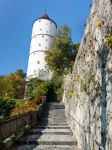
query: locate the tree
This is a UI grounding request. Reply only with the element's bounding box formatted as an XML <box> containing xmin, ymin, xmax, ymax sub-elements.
<box><xmin>69</xmin><ymin>43</ymin><xmax>80</xmax><ymax>71</ymax></box>
<box><xmin>45</xmin><ymin>25</ymin><xmax>72</xmax><ymax>73</ymax></box>
<box><xmin>0</xmin><ymin>76</ymin><xmax>7</xmax><ymax>97</ymax></box>
<box><xmin>15</xmin><ymin>69</ymin><xmax>26</xmax><ymax>78</ymax></box>
<box><xmin>47</xmin><ymin>72</ymin><xmax>64</xmax><ymax>102</ymax></box>
<box><xmin>0</xmin><ymin>69</ymin><xmax>25</xmax><ymax>99</ymax></box>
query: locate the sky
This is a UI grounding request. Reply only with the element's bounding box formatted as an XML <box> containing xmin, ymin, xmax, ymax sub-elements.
<box><xmin>0</xmin><ymin>0</ymin><xmax>92</xmax><ymax>75</ymax></box>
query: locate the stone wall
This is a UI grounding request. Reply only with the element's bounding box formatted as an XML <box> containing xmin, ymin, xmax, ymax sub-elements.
<box><xmin>63</xmin><ymin>0</ymin><xmax>112</xmax><ymax>149</ymax></box>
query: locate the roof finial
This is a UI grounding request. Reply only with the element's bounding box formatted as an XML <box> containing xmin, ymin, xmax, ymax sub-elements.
<box><xmin>45</xmin><ymin>9</ymin><xmax>47</xmax><ymax>13</ymax></box>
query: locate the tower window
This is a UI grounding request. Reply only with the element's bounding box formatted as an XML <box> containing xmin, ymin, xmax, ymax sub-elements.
<box><xmin>38</xmin><ymin>43</ymin><xmax>41</xmax><ymax>46</ymax></box>
<box><xmin>42</xmin><ymin>35</ymin><xmax>44</xmax><ymax>38</ymax></box>
<box><xmin>51</xmin><ymin>21</ymin><xmax>52</xmax><ymax>24</ymax></box>
<box><xmin>46</xmin><ymin>39</ymin><xmax>48</xmax><ymax>41</ymax></box>
<box><xmin>40</xmin><ymin>28</ymin><xmax>42</xmax><ymax>31</ymax></box>
<box><xmin>37</xmin><ymin>61</ymin><xmax>40</xmax><ymax>64</ymax></box>
<box><xmin>34</xmin><ymin>70</ymin><xmax>36</xmax><ymax>73</ymax></box>
<box><xmin>39</xmin><ymin>20</ymin><xmax>41</xmax><ymax>22</ymax></box>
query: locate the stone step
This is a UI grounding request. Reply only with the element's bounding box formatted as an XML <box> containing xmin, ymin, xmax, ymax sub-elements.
<box><xmin>40</xmin><ymin>119</ymin><xmax>67</xmax><ymax>122</ymax></box>
<box><xmin>43</xmin><ymin>115</ymin><xmax>67</xmax><ymax>118</ymax></box>
<box><xmin>28</xmin><ymin>128</ymin><xmax>72</xmax><ymax>135</ymax></box>
<box><xmin>39</xmin><ymin>122</ymin><xmax>67</xmax><ymax>124</ymax></box>
<box><xmin>40</xmin><ymin>118</ymin><xmax>67</xmax><ymax>121</ymax></box>
<box><xmin>45</xmin><ymin>108</ymin><xmax>65</xmax><ymax>111</ymax></box>
<box><xmin>28</xmin><ymin>129</ymin><xmax>72</xmax><ymax>134</ymax></box>
<box><xmin>44</xmin><ymin>112</ymin><xmax>65</xmax><ymax>115</ymax></box>
<box><xmin>29</xmin><ymin>131</ymin><xmax>72</xmax><ymax>135</ymax></box>
<box><xmin>10</xmin><ymin>103</ymin><xmax>77</xmax><ymax>150</ymax></box>
<box><xmin>47</xmin><ymin>103</ymin><xmax>65</xmax><ymax>107</ymax></box>
<box><xmin>16</xmin><ymin>134</ymin><xmax>76</xmax><ymax>145</ymax></box>
<box><xmin>34</xmin><ymin>125</ymin><xmax>70</xmax><ymax>129</ymax></box>
<box><xmin>46</xmin><ymin>114</ymin><xmax>66</xmax><ymax>116</ymax></box>
<box><xmin>11</xmin><ymin>144</ymin><xmax>79</xmax><ymax>150</ymax></box>
<box><xmin>16</xmin><ymin>140</ymin><xmax>76</xmax><ymax>146</ymax></box>
<box><xmin>36</xmin><ymin>123</ymin><xmax>68</xmax><ymax>126</ymax></box>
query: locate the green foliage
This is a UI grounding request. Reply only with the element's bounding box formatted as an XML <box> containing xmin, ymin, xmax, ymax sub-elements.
<box><xmin>0</xmin><ymin>76</ymin><xmax>7</xmax><ymax>97</ymax></box>
<box><xmin>70</xmin><ymin>43</ymin><xmax>80</xmax><ymax>65</ymax></box>
<box><xmin>72</xmin><ymin>43</ymin><xmax>80</xmax><ymax>51</ymax></box>
<box><xmin>33</xmin><ymin>81</ymin><xmax>48</xmax><ymax>97</ymax></box>
<box><xmin>0</xmin><ymin>69</ymin><xmax>25</xmax><ymax>99</ymax></box>
<box><xmin>0</xmin><ymin>98</ymin><xmax>15</xmax><ymax>118</ymax></box>
<box><xmin>47</xmin><ymin>72</ymin><xmax>64</xmax><ymax>102</ymax></box>
<box><xmin>25</xmin><ymin>78</ymin><xmax>48</xmax><ymax>99</ymax></box>
<box><xmin>11</xmin><ymin>100</ymin><xmax>38</xmax><ymax>116</ymax></box>
<box><xmin>45</xmin><ymin>25</ymin><xmax>72</xmax><ymax>73</ymax></box>
<box><xmin>14</xmin><ymin>99</ymin><xmax>25</xmax><ymax>107</ymax></box>
<box><xmin>25</xmin><ymin>78</ymin><xmax>39</xmax><ymax>98</ymax></box>
<box><xmin>25</xmin><ymin>72</ymin><xmax>64</xmax><ymax>102</ymax></box>
<box><xmin>104</xmin><ymin>25</ymin><xmax>112</xmax><ymax>48</ymax></box>
<box><xmin>66</xmin><ymin>84</ymin><xmax>74</xmax><ymax>98</ymax></box>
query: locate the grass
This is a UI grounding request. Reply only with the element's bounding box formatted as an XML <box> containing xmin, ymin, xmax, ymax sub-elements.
<box><xmin>14</xmin><ymin>99</ymin><xmax>25</xmax><ymax>107</ymax></box>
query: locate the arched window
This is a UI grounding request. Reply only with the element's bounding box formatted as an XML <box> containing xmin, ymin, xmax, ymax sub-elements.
<box><xmin>38</xmin><ymin>43</ymin><xmax>41</xmax><ymax>46</ymax></box>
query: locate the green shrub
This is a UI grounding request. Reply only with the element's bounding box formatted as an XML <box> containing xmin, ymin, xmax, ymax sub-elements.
<box><xmin>0</xmin><ymin>98</ymin><xmax>15</xmax><ymax>118</ymax></box>
<box><xmin>25</xmin><ymin>72</ymin><xmax>64</xmax><ymax>102</ymax></box>
<box><xmin>33</xmin><ymin>81</ymin><xmax>48</xmax><ymax>98</ymax></box>
<box><xmin>11</xmin><ymin>100</ymin><xmax>38</xmax><ymax>116</ymax></box>
<box><xmin>47</xmin><ymin>72</ymin><xmax>64</xmax><ymax>102</ymax></box>
<box><xmin>25</xmin><ymin>79</ymin><xmax>48</xmax><ymax>99</ymax></box>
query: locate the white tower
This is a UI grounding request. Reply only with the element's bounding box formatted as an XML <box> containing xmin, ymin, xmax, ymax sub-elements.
<box><xmin>26</xmin><ymin>13</ymin><xmax>57</xmax><ymax>80</ymax></box>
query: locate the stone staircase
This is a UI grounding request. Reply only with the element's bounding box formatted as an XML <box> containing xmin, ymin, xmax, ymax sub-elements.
<box><xmin>11</xmin><ymin>103</ymin><xmax>78</xmax><ymax>150</ymax></box>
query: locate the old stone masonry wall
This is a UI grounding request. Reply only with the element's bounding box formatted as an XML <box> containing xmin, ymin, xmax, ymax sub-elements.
<box><xmin>63</xmin><ymin>0</ymin><xmax>112</xmax><ymax>149</ymax></box>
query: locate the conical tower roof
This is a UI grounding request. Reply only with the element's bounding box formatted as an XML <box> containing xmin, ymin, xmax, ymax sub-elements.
<box><xmin>40</xmin><ymin>13</ymin><xmax>50</xmax><ymax>20</ymax></box>
<box><xmin>33</xmin><ymin>13</ymin><xmax>57</xmax><ymax>28</ymax></box>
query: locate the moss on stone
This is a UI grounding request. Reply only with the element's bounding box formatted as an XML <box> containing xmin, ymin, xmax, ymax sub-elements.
<box><xmin>66</xmin><ymin>84</ymin><xmax>74</xmax><ymax>98</ymax></box>
<box><xmin>104</xmin><ymin>25</ymin><xmax>112</xmax><ymax>48</ymax></box>
<box><xmin>96</xmin><ymin>20</ymin><xmax>104</xmax><ymax>29</ymax></box>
